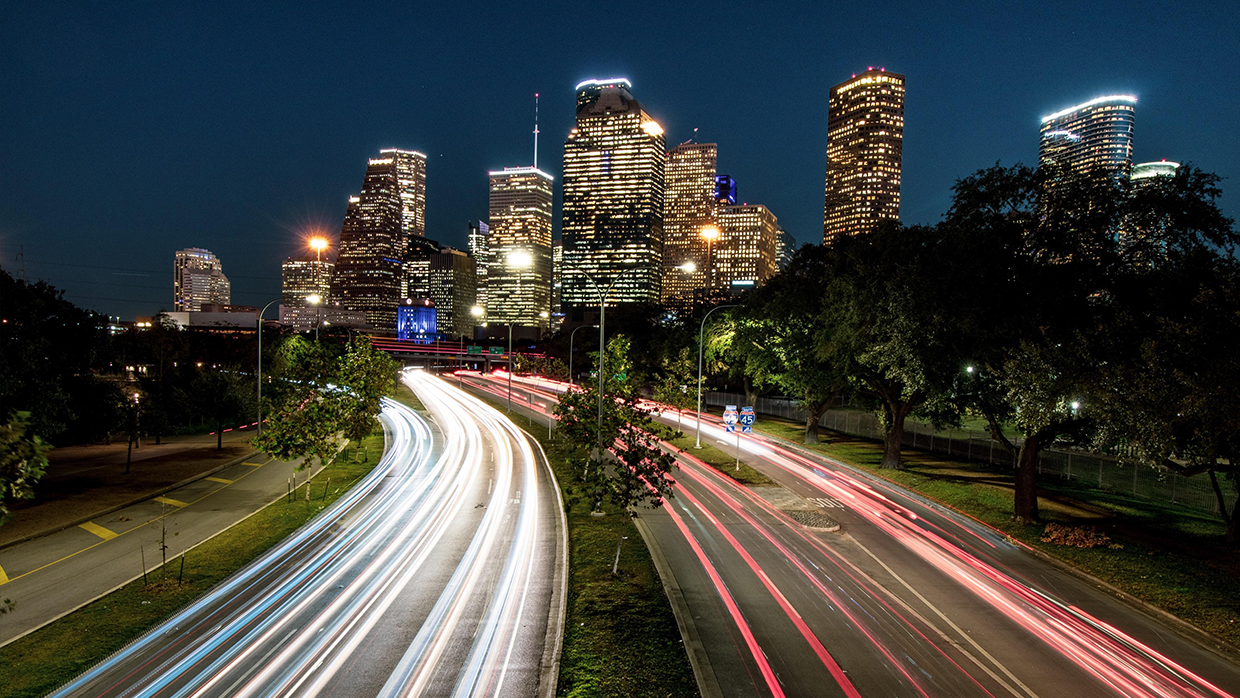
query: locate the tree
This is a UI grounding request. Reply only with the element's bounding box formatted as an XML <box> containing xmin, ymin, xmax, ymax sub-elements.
<box><xmin>186</xmin><ymin>367</ymin><xmax>256</xmax><ymax>451</ymax></box>
<box><xmin>947</xmin><ymin>163</ymin><xmax>1238</xmax><ymax>523</ymax></box>
<box><xmin>336</xmin><ymin>337</ymin><xmax>398</xmax><ymax>458</ymax></box>
<box><xmin>652</xmin><ymin>346</ymin><xmax>695</xmax><ymax>432</ymax></box>
<box><xmin>728</xmin><ymin>246</ymin><xmax>847</xmax><ymax>444</ymax></box>
<box><xmin>554</xmin><ymin>336</ymin><xmax>678</xmax><ymax>512</ymax></box>
<box><xmin>826</xmin><ymin>224</ymin><xmax>971</xmax><ymax>467</ymax></box>
<box><xmin>254</xmin><ymin>337</ymin><xmax>340</xmax><ymax>471</ymax></box>
<box><xmin>0</xmin><ymin>412</ymin><xmax>50</xmax><ymax>523</ymax></box>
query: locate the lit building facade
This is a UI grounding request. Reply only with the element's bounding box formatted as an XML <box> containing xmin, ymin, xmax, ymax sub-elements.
<box><xmin>174</xmin><ymin>248</ymin><xmax>230</xmax><ymax>311</ymax></box>
<box><xmin>281</xmin><ymin>258</ymin><xmax>333</xmax><ymax>306</ymax></box>
<box><xmin>396</xmin><ymin>299</ymin><xmax>436</xmax><ymax>343</ymax></box>
<box><xmin>428</xmin><ymin>247</ymin><xmax>478</xmax><ymax>339</ymax></box>
<box><xmin>468</xmin><ymin>220</ymin><xmax>490</xmax><ymax>311</ymax></box>
<box><xmin>332</xmin><ymin>149</ymin><xmax>428</xmax><ymax>331</ymax></box>
<box><xmin>714</xmin><ymin>175</ymin><xmax>737</xmax><ymax>205</ymax></box>
<box><xmin>488</xmin><ymin>167</ymin><xmax>554</xmax><ymax>331</ymax></box>
<box><xmin>662</xmin><ymin>142</ymin><xmax>717</xmax><ymax>305</ymax></box>
<box><xmin>1039</xmin><ymin>95</ymin><xmax>1136</xmax><ymax>175</ymax></box>
<box><xmin>823</xmin><ymin>68</ymin><xmax>905</xmax><ymax>243</ymax></box>
<box><xmin>552</xmin><ymin>239</ymin><xmax>563</xmax><ymax>312</ymax></box>
<box><xmin>1132</xmin><ymin>160</ymin><xmax>1178</xmax><ymax>183</ymax></box>
<box><xmin>717</xmin><ymin>204</ymin><xmax>779</xmax><ymax>291</ymax></box>
<box><xmin>562</xmin><ymin>78</ymin><xmax>666</xmax><ymax>313</ymax></box>
<box><xmin>776</xmin><ymin>228</ymin><xmax>796</xmax><ymax>271</ymax></box>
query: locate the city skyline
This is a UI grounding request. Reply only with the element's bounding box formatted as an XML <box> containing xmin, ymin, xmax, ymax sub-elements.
<box><xmin>3</xmin><ymin>1</ymin><xmax>1235</xmax><ymax>319</ymax></box>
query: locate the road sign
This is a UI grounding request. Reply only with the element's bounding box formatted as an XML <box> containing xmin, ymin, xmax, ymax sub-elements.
<box><xmin>467</xmin><ymin>345</ymin><xmax>483</xmax><ymax>355</ymax></box>
<box><xmin>488</xmin><ymin>346</ymin><xmax>504</xmax><ymax>355</ymax></box>
<box><xmin>722</xmin><ymin>405</ymin><xmax>738</xmax><ymax>433</ymax></box>
<box><xmin>739</xmin><ymin>406</ymin><xmax>755</xmax><ymax>434</ymax></box>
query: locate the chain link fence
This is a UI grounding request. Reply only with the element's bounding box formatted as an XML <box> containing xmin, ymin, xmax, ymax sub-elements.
<box><xmin>705</xmin><ymin>391</ymin><xmax>1236</xmax><ymax>515</ymax></box>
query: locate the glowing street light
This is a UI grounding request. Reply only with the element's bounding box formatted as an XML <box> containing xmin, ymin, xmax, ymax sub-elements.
<box><xmin>308</xmin><ymin>236</ymin><xmax>329</xmax><ymax>254</ymax></box>
<box><xmin>676</xmin><ymin>261</ymin><xmax>697</xmax><ymax>273</ymax></box>
<box><xmin>700</xmin><ymin>224</ymin><xmax>721</xmax><ymax>289</ymax></box>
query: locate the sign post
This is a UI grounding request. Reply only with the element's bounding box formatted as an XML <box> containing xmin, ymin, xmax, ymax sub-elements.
<box><xmin>722</xmin><ymin>405</ymin><xmax>739</xmax><ymax>469</ymax></box>
<box><xmin>737</xmin><ymin>407</ymin><xmax>756</xmax><ymax>471</ymax></box>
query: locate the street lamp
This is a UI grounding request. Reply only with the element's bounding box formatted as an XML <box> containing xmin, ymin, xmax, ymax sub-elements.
<box><xmin>256</xmin><ymin>294</ymin><xmax>317</xmax><ymax>438</ymax></box>
<box><xmin>700</xmin><ymin>224</ymin><xmax>721</xmax><ymax>290</ymax></box>
<box><xmin>568</xmin><ymin>323</ymin><xmax>597</xmax><ymax>386</ymax></box>
<box><xmin>565</xmin><ymin>264</ymin><xmax>644</xmax><ymax>459</ymax></box>
<box><xmin>695</xmin><ymin>303</ymin><xmax>738</xmax><ymax>448</ymax></box>
<box><xmin>306</xmin><ymin>293</ymin><xmax>322</xmax><ymax>341</ymax></box>
<box><xmin>308</xmin><ymin>236</ymin><xmax>329</xmax><ymax>341</ymax></box>
<box><xmin>503</xmin><ymin>252</ymin><xmax>534</xmax><ymax>413</ymax></box>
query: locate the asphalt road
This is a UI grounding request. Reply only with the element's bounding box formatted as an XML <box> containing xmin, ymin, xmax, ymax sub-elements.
<box><xmin>0</xmin><ymin>448</ymin><xmax>303</xmax><ymax>646</ymax></box>
<box><xmin>49</xmin><ymin>371</ymin><xmax>566</xmax><ymax>698</ymax></box>
<box><xmin>470</xmin><ymin>370</ymin><xmax>1240</xmax><ymax>698</ymax></box>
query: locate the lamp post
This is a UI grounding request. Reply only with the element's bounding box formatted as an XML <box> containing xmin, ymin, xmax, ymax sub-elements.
<box><xmin>308</xmin><ymin>236</ymin><xmax>329</xmax><ymax>341</ymax></box>
<box><xmin>257</xmin><ymin>294</ymin><xmax>317</xmax><ymax>439</ymax></box>
<box><xmin>701</xmin><ymin>224</ymin><xmax>721</xmax><ymax>291</ymax></box>
<box><xmin>695</xmin><ymin>304</ymin><xmax>738</xmax><ymax>448</ymax></box>
<box><xmin>565</xmin><ymin>265</ymin><xmax>643</xmax><ymax>459</ymax></box>
<box><xmin>504</xmin><ymin>250</ymin><xmax>534</xmax><ymax>414</ymax></box>
<box><xmin>568</xmin><ymin>323</ymin><xmax>597</xmax><ymax>386</ymax></box>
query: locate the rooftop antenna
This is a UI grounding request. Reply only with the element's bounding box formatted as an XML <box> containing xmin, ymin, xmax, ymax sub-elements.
<box><xmin>533</xmin><ymin>93</ymin><xmax>540</xmax><ymax>170</ymax></box>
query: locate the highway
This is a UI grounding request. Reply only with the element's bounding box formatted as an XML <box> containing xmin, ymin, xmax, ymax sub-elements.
<box><xmin>465</xmin><ymin>370</ymin><xmax>1240</xmax><ymax>698</ymax></box>
<box><xmin>50</xmin><ymin>370</ymin><xmax>566</xmax><ymax>698</ymax></box>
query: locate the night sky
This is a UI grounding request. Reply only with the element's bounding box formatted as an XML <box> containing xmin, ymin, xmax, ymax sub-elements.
<box><xmin>2</xmin><ymin>1</ymin><xmax>1236</xmax><ymax>319</ymax></box>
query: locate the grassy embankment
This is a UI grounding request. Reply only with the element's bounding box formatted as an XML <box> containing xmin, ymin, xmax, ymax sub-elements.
<box><xmin>755</xmin><ymin>415</ymin><xmax>1240</xmax><ymax>648</ymax></box>
<box><xmin>465</xmin><ymin>390</ymin><xmax>700</xmax><ymax>698</ymax></box>
<box><xmin>0</xmin><ymin>399</ymin><xmax>408</xmax><ymax>697</ymax></box>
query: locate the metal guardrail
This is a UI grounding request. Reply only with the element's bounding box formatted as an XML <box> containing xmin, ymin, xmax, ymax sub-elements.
<box><xmin>705</xmin><ymin>391</ymin><xmax>1237</xmax><ymax>515</ymax></box>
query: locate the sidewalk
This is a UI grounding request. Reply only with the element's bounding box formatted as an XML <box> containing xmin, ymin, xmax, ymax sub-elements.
<box><xmin>0</xmin><ymin>429</ymin><xmax>257</xmax><ymax>548</ymax></box>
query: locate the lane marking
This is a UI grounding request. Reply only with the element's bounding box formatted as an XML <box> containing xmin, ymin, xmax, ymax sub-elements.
<box><xmin>242</xmin><ymin>461</ymin><xmax>265</xmax><ymax>467</ymax></box>
<box><xmin>2</xmin><ymin>461</ymin><xmax>268</xmax><ymax>584</ymax></box>
<box><xmin>205</xmin><ymin>477</ymin><xmax>234</xmax><ymax>485</ymax></box>
<box><xmin>78</xmin><ymin>522</ymin><xmax>118</xmax><ymax>541</ymax></box>
<box><xmin>852</xmin><ymin>536</ymin><xmax>1040</xmax><ymax>698</ymax></box>
<box><xmin>153</xmin><ymin>496</ymin><xmax>188</xmax><ymax>508</ymax></box>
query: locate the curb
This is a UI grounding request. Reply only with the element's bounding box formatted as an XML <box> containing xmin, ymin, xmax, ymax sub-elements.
<box><xmin>631</xmin><ymin>513</ymin><xmax>723</xmax><ymax>698</ymax></box>
<box><xmin>0</xmin><ymin>449</ymin><xmax>261</xmax><ymax>551</ymax></box>
<box><xmin>755</xmin><ymin>427</ymin><xmax>1240</xmax><ymax>663</ymax></box>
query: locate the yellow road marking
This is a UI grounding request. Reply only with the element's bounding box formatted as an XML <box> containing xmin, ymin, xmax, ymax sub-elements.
<box><xmin>242</xmin><ymin>461</ymin><xmax>264</xmax><ymax>467</ymax></box>
<box><xmin>78</xmin><ymin>521</ymin><xmax>118</xmax><ymax>540</ymax></box>
<box><xmin>205</xmin><ymin>477</ymin><xmax>234</xmax><ymax>485</ymax></box>
<box><xmin>154</xmin><ymin>496</ymin><xmax>188</xmax><ymax>508</ymax></box>
<box><xmin>5</xmin><ymin>462</ymin><xmax>266</xmax><ymax>585</ymax></box>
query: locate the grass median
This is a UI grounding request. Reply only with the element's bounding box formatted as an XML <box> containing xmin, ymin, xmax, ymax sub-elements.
<box><xmin>462</xmin><ymin>387</ymin><xmax>700</xmax><ymax>698</ymax></box>
<box><xmin>669</xmin><ymin>433</ymin><xmax>774</xmax><ymax>487</ymax></box>
<box><xmin>754</xmin><ymin>415</ymin><xmax>1240</xmax><ymax>649</ymax></box>
<box><xmin>0</xmin><ymin>430</ymin><xmax>388</xmax><ymax>698</ymax></box>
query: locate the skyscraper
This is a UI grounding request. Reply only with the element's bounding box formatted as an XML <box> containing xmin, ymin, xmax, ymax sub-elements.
<box><xmin>488</xmin><ymin>167</ymin><xmax>554</xmax><ymax>331</ymax></box>
<box><xmin>174</xmin><ymin>248</ymin><xmax>230</xmax><ymax>311</ymax></box>
<box><xmin>714</xmin><ymin>175</ymin><xmax>737</xmax><ymax>205</ymax></box>
<box><xmin>1131</xmin><ymin>160</ymin><xmax>1177</xmax><ymax>183</ymax></box>
<box><xmin>717</xmin><ymin>204</ymin><xmax>779</xmax><ymax>291</ymax></box>
<box><xmin>823</xmin><ymin>68</ymin><xmax>905</xmax><ymax>243</ymax></box>
<box><xmin>468</xmin><ymin>220</ymin><xmax>490</xmax><ymax>311</ymax></box>
<box><xmin>552</xmin><ymin>239</ymin><xmax>563</xmax><ymax>312</ymax></box>
<box><xmin>776</xmin><ymin>228</ymin><xmax>796</xmax><ymax>271</ymax></box>
<box><xmin>332</xmin><ymin>149</ymin><xmax>428</xmax><ymax>330</ymax></box>
<box><xmin>1039</xmin><ymin>95</ymin><xmax>1136</xmax><ymax>175</ymax></box>
<box><xmin>281</xmin><ymin>257</ymin><xmax>333</xmax><ymax>306</ymax></box>
<box><xmin>662</xmin><ymin>142</ymin><xmax>717</xmax><ymax>305</ymax></box>
<box><xmin>428</xmin><ymin>248</ymin><xmax>478</xmax><ymax>339</ymax></box>
<box><xmin>561</xmin><ymin>78</ymin><xmax>666</xmax><ymax>313</ymax></box>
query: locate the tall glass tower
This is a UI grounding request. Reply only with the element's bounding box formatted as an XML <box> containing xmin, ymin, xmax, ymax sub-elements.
<box><xmin>823</xmin><ymin>68</ymin><xmax>905</xmax><ymax>244</ymax></box>
<box><xmin>662</xmin><ymin>142</ymin><xmax>717</xmax><ymax>305</ymax></box>
<box><xmin>332</xmin><ymin>149</ymin><xmax>427</xmax><ymax>331</ymax></box>
<box><xmin>561</xmin><ymin>78</ymin><xmax>666</xmax><ymax>313</ymax></box>
<box><xmin>488</xmin><ymin>167</ymin><xmax>554</xmax><ymax>331</ymax></box>
<box><xmin>1039</xmin><ymin>95</ymin><xmax>1136</xmax><ymax>175</ymax></box>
